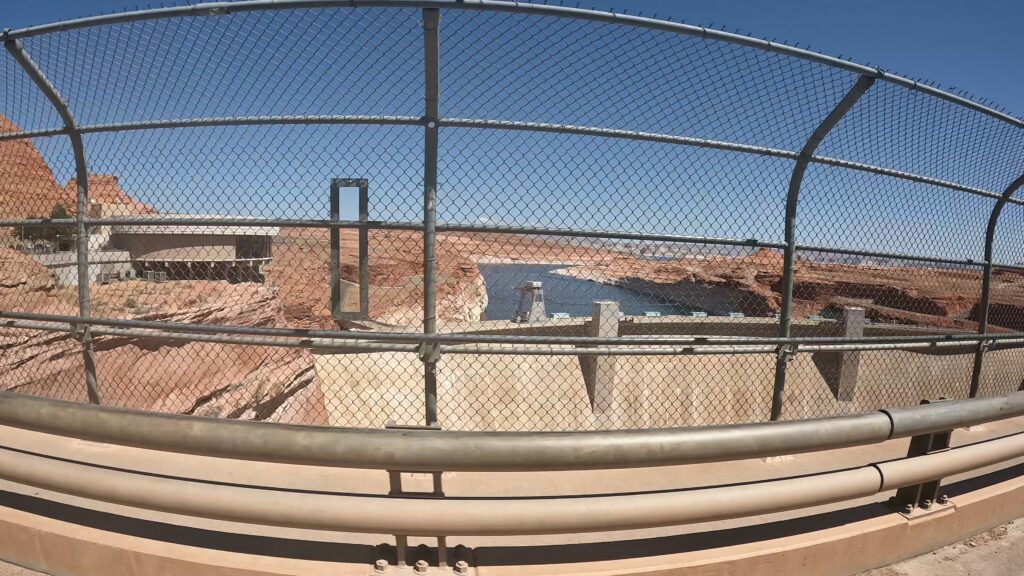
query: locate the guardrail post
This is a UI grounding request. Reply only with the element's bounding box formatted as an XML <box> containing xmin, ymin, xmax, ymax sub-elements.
<box><xmin>835</xmin><ymin>306</ymin><xmax>865</xmax><ymax>401</ymax></box>
<box><xmin>888</xmin><ymin>399</ymin><xmax>953</xmax><ymax>516</ymax></box>
<box><xmin>582</xmin><ymin>301</ymin><xmax>620</xmax><ymax>419</ymax></box>
<box><xmin>422</xmin><ymin>7</ymin><xmax>441</xmax><ymax>426</ymax></box>
<box><xmin>771</xmin><ymin>74</ymin><xmax>876</xmax><ymax>420</ymax></box>
<box><xmin>969</xmin><ymin>172</ymin><xmax>1024</xmax><ymax>398</ymax></box>
<box><xmin>5</xmin><ymin>37</ymin><xmax>100</xmax><ymax>404</ymax></box>
<box><xmin>385</xmin><ymin>468</ymin><xmax>447</xmax><ymax>573</ymax></box>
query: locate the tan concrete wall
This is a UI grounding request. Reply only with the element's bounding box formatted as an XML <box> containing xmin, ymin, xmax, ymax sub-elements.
<box><xmin>114</xmin><ymin>234</ymin><xmax>237</xmax><ymax>261</ymax></box>
<box><xmin>317</xmin><ymin>347</ymin><xmax>1023</xmax><ymax>431</ymax></box>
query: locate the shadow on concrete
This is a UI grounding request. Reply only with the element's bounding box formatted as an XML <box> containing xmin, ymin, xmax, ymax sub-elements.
<box><xmin>1</xmin><ymin>463</ymin><xmax>1021</xmax><ymax>568</ymax></box>
<box><xmin>811</xmin><ymin>351</ymin><xmax>842</xmax><ymax>398</ymax></box>
<box><xmin>0</xmin><ymin>490</ymin><xmax>376</xmax><ymax>564</ymax></box>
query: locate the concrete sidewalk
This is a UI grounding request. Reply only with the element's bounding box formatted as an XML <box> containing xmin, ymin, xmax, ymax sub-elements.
<box><xmin>860</xmin><ymin>520</ymin><xmax>1024</xmax><ymax>576</ymax></box>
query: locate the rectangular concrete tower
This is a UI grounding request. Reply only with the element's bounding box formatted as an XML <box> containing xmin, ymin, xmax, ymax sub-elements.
<box><xmin>582</xmin><ymin>300</ymin><xmax>620</xmax><ymax>416</ymax></box>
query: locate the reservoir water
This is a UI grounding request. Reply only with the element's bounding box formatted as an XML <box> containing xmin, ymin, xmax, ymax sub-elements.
<box><xmin>478</xmin><ymin>263</ymin><xmax>696</xmax><ymax>321</ymax></box>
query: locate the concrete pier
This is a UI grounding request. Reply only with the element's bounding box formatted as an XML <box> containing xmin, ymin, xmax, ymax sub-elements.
<box><xmin>836</xmin><ymin>306</ymin><xmax>866</xmax><ymax>401</ymax></box>
<box><xmin>582</xmin><ymin>301</ymin><xmax>620</xmax><ymax>416</ymax></box>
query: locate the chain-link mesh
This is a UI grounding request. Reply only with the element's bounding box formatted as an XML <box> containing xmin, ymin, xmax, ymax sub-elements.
<box><xmin>2</xmin><ymin>3</ymin><xmax>1024</xmax><ymax>431</ymax></box>
<box><xmin>22</xmin><ymin>8</ymin><xmax>425</xmax><ymax>124</ymax></box>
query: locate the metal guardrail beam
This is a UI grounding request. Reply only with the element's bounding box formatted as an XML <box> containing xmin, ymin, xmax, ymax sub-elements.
<box><xmin>771</xmin><ymin>75</ymin><xmax>877</xmax><ymax>421</ymax></box>
<box><xmin>2</xmin><ymin>390</ymin><xmax>1023</xmax><ymax>472</ymax></box>
<box><xmin>0</xmin><ymin>444</ymin><xmax>879</xmax><ymax>535</ymax></box>
<box><xmin>1</xmin><ymin>427</ymin><xmax>1023</xmax><ymax>535</ymax></box>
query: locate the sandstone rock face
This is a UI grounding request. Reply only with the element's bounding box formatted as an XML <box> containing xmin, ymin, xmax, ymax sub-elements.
<box><xmin>1</xmin><ymin>115</ymin><xmax>153</xmax><ymax>221</ymax></box>
<box><xmin>557</xmin><ymin>249</ymin><xmax>781</xmax><ymax>317</ymax></box>
<box><xmin>0</xmin><ymin>115</ymin><xmax>65</xmax><ymax>220</ymax></box>
<box><xmin>64</xmin><ymin>174</ymin><xmax>154</xmax><ymax>215</ymax></box>
<box><xmin>0</xmin><ymin>123</ymin><xmax>327</xmax><ymax>424</ymax></box>
<box><xmin>0</xmin><ymin>279</ymin><xmax>328</xmax><ymax>425</ymax></box>
<box><xmin>0</xmin><ymin>247</ymin><xmax>54</xmax><ymax>291</ymax></box>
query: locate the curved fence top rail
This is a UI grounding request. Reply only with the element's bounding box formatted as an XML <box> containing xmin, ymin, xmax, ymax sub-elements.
<box><xmin>2</xmin><ymin>0</ymin><xmax>1022</xmax><ymax>131</ymax></box>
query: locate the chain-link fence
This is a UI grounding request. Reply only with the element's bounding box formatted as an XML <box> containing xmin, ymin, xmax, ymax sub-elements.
<box><xmin>2</xmin><ymin>2</ymin><xmax>1024</xmax><ymax>431</ymax></box>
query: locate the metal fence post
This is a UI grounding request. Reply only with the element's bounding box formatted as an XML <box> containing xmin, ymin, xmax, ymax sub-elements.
<box><xmin>771</xmin><ymin>74</ymin><xmax>876</xmax><ymax>420</ymax></box>
<box><xmin>5</xmin><ymin>37</ymin><xmax>100</xmax><ymax>404</ymax></box>
<box><xmin>328</xmin><ymin>178</ymin><xmax>370</xmax><ymax>322</ymax></box>
<box><xmin>969</xmin><ymin>172</ymin><xmax>1024</xmax><ymax>398</ymax></box>
<box><xmin>422</xmin><ymin>7</ymin><xmax>441</xmax><ymax>426</ymax></box>
<box><xmin>358</xmin><ymin>179</ymin><xmax>370</xmax><ymax>320</ymax></box>
<box><xmin>329</xmin><ymin>179</ymin><xmax>342</xmax><ymax>320</ymax></box>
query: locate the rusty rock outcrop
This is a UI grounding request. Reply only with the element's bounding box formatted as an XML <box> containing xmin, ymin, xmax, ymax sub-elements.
<box><xmin>0</xmin><ymin>279</ymin><xmax>328</xmax><ymax>425</ymax></box>
<box><xmin>63</xmin><ymin>174</ymin><xmax>154</xmax><ymax>215</ymax></box>
<box><xmin>0</xmin><ymin>115</ymin><xmax>65</xmax><ymax>220</ymax></box>
<box><xmin>0</xmin><ymin>246</ymin><xmax>54</xmax><ymax>291</ymax></box>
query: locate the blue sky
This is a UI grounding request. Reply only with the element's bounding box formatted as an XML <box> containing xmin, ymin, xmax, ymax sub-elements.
<box><xmin>3</xmin><ymin>1</ymin><xmax>1024</xmax><ymax>263</ymax></box>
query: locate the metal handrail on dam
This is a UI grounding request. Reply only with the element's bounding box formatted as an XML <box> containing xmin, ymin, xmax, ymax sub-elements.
<box><xmin>1</xmin><ymin>390</ymin><xmax>1024</xmax><ymax>535</ymax></box>
<box><xmin>1</xmin><ymin>390</ymin><xmax>1024</xmax><ymax>471</ymax></box>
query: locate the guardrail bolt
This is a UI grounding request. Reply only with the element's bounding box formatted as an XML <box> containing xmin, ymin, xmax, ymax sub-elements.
<box><xmin>902</xmin><ymin>503</ymin><xmax>914</xmax><ymax>515</ymax></box>
<box><xmin>414</xmin><ymin>559</ymin><xmax>430</xmax><ymax>574</ymax></box>
<box><xmin>454</xmin><ymin>560</ymin><xmax>470</xmax><ymax>575</ymax></box>
<box><xmin>938</xmin><ymin>494</ymin><xmax>950</xmax><ymax>505</ymax></box>
<box><xmin>921</xmin><ymin>499</ymin><xmax>932</xmax><ymax>510</ymax></box>
<box><xmin>373</xmin><ymin>559</ymin><xmax>390</xmax><ymax>573</ymax></box>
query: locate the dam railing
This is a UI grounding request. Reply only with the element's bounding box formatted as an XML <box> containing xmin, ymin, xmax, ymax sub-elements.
<box><xmin>2</xmin><ymin>388</ymin><xmax>1024</xmax><ymax>537</ymax></box>
<box><xmin>2</xmin><ymin>1</ymin><xmax>1024</xmax><ymax>431</ymax></box>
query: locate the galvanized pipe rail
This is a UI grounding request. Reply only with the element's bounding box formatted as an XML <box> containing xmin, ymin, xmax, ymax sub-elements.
<box><xmin>4</xmin><ymin>311</ymin><xmax>1023</xmax><ymax>349</ymax></box>
<box><xmin>4</xmin><ymin>0</ymin><xmax>1023</xmax><ymax>133</ymax></box>
<box><xmin>0</xmin><ymin>406</ymin><xmax>1023</xmax><ymax>535</ymax></box>
<box><xmin>14</xmin><ymin>317</ymin><xmax>1024</xmax><ymax>359</ymax></box>
<box><xmin>0</xmin><ymin>216</ymin><xmax>993</xmax><ymax>269</ymax></box>
<box><xmin>421</xmin><ymin>7</ymin><xmax>441</xmax><ymax>427</ymax></box>
<box><xmin>3</xmin><ymin>38</ymin><xmax>100</xmax><ymax>405</ymax></box>
<box><xmin>2</xmin><ymin>390</ymin><xmax>1024</xmax><ymax>472</ymax></box>
<box><xmin>0</xmin><ymin>117</ymin><xmax>1018</xmax><ymax>208</ymax></box>
<box><xmin>771</xmin><ymin>74</ymin><xmax>877</xmax><ymax>420</ymax></box>
<box><xmin>969</xmin><ymin>172</ymin><xmax>1024</xmax><ymax>398</ymax></box>
<box><xmin>2</xmin><ymin>310</ymin><xmax>1020</xmax><ymax>347</ymax></box>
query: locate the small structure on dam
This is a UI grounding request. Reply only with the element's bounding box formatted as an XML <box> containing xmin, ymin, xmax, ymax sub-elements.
<box><xmin>514</xmin><ymin>280</ymin><xmax>547</xmax><ymax>323</ymax></box>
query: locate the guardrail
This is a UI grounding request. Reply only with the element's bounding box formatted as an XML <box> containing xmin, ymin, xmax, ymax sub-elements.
<box><xmin>1</xmin><ymin>390</ymin><xmax>1024</xmax><ymax>536</ymax></box>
